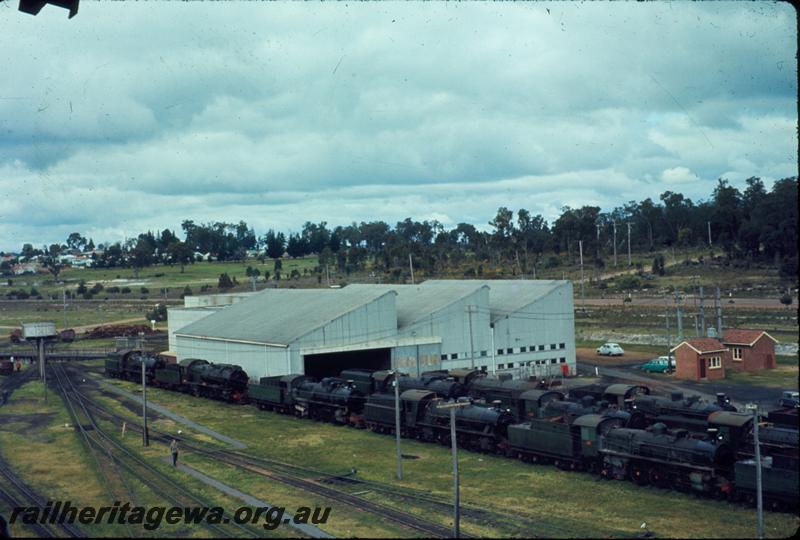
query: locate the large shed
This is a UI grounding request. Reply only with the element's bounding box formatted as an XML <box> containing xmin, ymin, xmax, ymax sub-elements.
<box><xmin>420</xmin><ymin>280</ymin><xmax>576</xmax><ymax>376</ymax></box>
<box><xmin>173</xmin><ymin>287</ymin><xmax>437</xmax><ymax>380</ymax></box>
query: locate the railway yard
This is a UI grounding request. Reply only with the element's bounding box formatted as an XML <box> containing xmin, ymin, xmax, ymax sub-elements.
<box><xmin>0</xmin><ymin>349</ymin><xmax>798</xmax><ymax>538</ymax></box>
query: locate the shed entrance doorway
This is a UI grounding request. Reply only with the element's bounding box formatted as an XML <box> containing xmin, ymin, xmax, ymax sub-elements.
<box><xmin>303</xmin><ymin>348</ymin><xmax>391</xmax><ymax>379</ymax></box>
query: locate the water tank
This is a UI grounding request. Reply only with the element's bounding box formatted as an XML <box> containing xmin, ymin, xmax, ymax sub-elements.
<box><xmin>22</xmin><ymin>322</ymin><xmax>57</xmax><ymax>339</ymax></box>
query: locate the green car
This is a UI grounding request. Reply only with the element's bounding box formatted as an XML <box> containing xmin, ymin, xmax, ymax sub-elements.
<box><xmin>641</xmin><ymin>356</ymin><xmax>674</xmax><ymax>374</ymax></box>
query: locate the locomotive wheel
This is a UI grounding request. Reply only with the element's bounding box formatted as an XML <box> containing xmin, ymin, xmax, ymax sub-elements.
<box><xmin>630</xmin><ymin>466</ymin><xmax>648</xmax><ymax>486</ymax></box>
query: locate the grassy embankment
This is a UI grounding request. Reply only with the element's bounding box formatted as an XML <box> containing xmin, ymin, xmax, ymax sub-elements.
<box><xmin>94</xmin><ymin>370</ymin><xmax>800</xmax><ymax>539</ymax></box>
<box><xmin>0</xmin><ymin>371</ymin><xmax>291</xmax><ymax>538</ymax></box>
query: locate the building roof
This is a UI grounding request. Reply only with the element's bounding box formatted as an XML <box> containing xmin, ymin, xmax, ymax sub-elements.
<box><xmin>345</xmin><ymin>283</ymin><xmax>487</xmax><ymax>329</ymax></box>
<box><xmin>420</xmin><ymin>279</ymin><xmax>569</xmax><ymax>322</ymax></box>
<box><xmin>670</xmin><ymin>338</ymin><xmax>728</xmax><ymax>355</ymax></box>
<box><xmin>722</xmin><ymin>329</ymin><xmax>778</xmax><ymax>346</ymax></box>
<box><xmin>176</xmin><ymin>288</ymin><xmax>396</xmax><ymax>346</ymax></box>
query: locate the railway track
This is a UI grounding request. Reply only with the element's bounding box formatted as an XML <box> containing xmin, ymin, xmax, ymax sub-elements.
<box><xmin>61</xmin><ymin>367</ymin><xmax>470</xmax><ymax>539</ymax></box>
<box><xmin>0</xmin><ymin>458</ymin><xmax>86</xmax><ymax>538</ymax></box>
<box><xmin>49</xmin><ymin>363</ymin><xmax>263</xmax><ymax>539</ymax></box>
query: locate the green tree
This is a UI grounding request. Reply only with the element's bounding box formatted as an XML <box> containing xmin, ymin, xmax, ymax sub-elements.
<box><xmin>218</xmin><ymin>273</ymin><xmax>234</xmax><ymax>289</ymax></box>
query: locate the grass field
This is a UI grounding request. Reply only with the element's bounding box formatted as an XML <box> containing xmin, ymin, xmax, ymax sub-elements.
<box><xmin>721</xmin><ymin>356</ymin><xmax>799</xmax><ymax>389</ymax></box>
<box><xmin>91</xmin><ymin>371</ymin><xmax>800</xmax><ymax>538</ymax></box>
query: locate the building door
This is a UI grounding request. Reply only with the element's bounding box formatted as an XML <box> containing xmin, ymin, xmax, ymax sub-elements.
<box><xmin>766</xmin><ymin>354</ymin><xmax>774</xmax><ymax>369</ymax></box>
<box><xmin>699</xmin><ymin>358</ymin><xmax>706</xmax><ymax>379</ymax></box>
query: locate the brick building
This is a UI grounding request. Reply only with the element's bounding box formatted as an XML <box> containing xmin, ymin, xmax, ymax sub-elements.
<box><xmin>721</xmin><ymin>329</ymin><xmax>777</xmax><ymax>372</ymax></box>
<box><xmin>671</xmin><ymin>338</ymin><xmax>731</xmax><ymax>381</ymax></box>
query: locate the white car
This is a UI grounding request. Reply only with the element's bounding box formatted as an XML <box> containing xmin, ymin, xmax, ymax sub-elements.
<box><xmin>596</xmin><ymin>343</ymin><xmax>625</xmax><ymax>356</ymax></box>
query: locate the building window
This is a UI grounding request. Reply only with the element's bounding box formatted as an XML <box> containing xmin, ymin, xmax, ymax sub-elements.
<box><xmin>733</xmin><ymin>348</ymin><xmax>743</xmax><ymax>361</ymax></box>
<box><xmin>498</xmin><ymin>363</ymin><xmax>505</xmax><ymax>369</ymax></box>
<box><xmin>450</xmin><ymin>353</ymin><xmax>458</xmax><ymax>360</ymax></box>
<box><xmin>480</xmin><ymin>350</ymin><xmax>488</xmax><ymax>357</ymax></box>
<box><xmin>560</xmin><ymin>357</ymin><xmax>566</xmax><ymax>363</ymax></box>
<box><xmin>520</xmin><ymin>346</ymin><xmax>527</xmax><ymax>353</ymax></box>
<box><xmin>497</xmin><ymin>349</ymin><xmax>504</xmax><ymax>355</ymax></box>
<box><xmin>480</xmin><ymin>366</ymin><xmax>487</xmax><ymax>371</ymax></box>
<box><xmin>550</xmin><ymin>358</ymin><xmax>557</xmax><ymax>364</ymax></box>
<box><xmin>709</xmin><ymin>356</ymin><xmax>722</xmax><ymax>369</ymax></box>
<box><xmin>559</xmin><ymin>343</ymin><xmax>566</xmax><ymax>349</ymax></box>
<box><xmin>530</xmin><ymin>345</ymin><xmax>536</xmax><ymax>351</ymax></box>
<box><xmin>508</xmin><ymin>362</ymin><xmax>514</xmax><ymax>368</ymax></box>
<box><xmin>550</xmin><ymin>344</ymin><xmax>557</xmax><ymax>350</ymax></box>
<box><xmin>538</xmin><ymin>345</ymin><xmax>545</xmax><ymax>351</ymax></box>
<box><xmin>506</xmin><ymin>347</ymin><xmax>513</xmax><ymax>354</ymax></box>
<box><xmin>441</xmin><ymin>354</ymin><xmax>447</xmax><ymax>361</ymax></box>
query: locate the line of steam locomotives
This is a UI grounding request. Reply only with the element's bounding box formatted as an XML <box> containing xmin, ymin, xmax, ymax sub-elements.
<box><xmin>104</xmin><ymin>350</ymin><xmax>799</xmax><ymax>511</ymax></box>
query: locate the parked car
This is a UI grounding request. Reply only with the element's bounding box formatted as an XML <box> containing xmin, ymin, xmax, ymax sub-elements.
<box><xmin>641</xmin><ymin>356</ymin><xmax>674</xmax><ymax>373</ymax></box>
<box><xmin>778</xmin><ymin>390</ymin><xmax>799</xmax><ymax>408</ymax></box>
<box><xmin>596</xmin><ymin>343</ymin><xmax>625</xmax><ymax>356</ymax></box>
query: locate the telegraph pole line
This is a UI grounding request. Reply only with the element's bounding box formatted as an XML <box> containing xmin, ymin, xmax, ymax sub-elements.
<box><xmin>596</xmin><ymin>223</ymin><xmax>600</xmax><ymax>261</ymax></box>
<box><xmin>393</xmin><ymin>371</ymin><xmax>403</xmax><ymax>481</ymax></box>
<box><xmin>612</xmin><ymin>222</ymin><xmax>617</xmax><ymax>267</ymax></box>
<box><xmin>707</xmin><ymin>221</ymin><xmax>712</xmax><ymax>247</ymax></box>
<box><xmin>467</xmin><ymin>305</ymin><xmax>476</xmax><ymax>369</ymax></box>
<box><xmin>699</xmin><ymin>285</ymin><xmax>706</xmax><ymax>335</ymax></box>
<box><xmin>665</xmin><ymin>295</ymin><xmax>671</xmax><ymax>359</ymax></box>
<box><xmin>139</xmin><ymin>333</ymin><xmax>149</xmax><ymax>447</ymax></box>
<box><xmin>675</xmin><ymin>291</ymin><xmax>683</xmax><ymax>342</ymax></box>
<box><xmin>626</xmin><ymin>223</ymin><xmax>632</xmax><ymax>266</ymax></box>
<box><xmin>437</xmin><ymin>400</ymin><xmax>470</xmax><ymax>539</ymax></box>
<box><xmin>409</xmin><ymin>253</ymin><xmax>415</xmax><ymax>285</ymax></box>
<box><xmin>578</xmin><ymin>240</ymin><xmax>585</xmax><ymax>311</ymax></box>
<box><xmin>715</xmin><ymin>286</ymin><xmax>723</xmax><ymax>335</ymax></box>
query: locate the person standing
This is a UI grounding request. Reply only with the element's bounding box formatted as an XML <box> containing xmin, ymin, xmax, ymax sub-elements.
<box><xmin>170</xmin><ymin>439</ymin><xmax>179</xmax><ymax>467</ymax></box>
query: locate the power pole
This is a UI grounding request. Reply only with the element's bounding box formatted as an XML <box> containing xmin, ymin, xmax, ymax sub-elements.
<box><xmin>746</xmin><ymin>403</ymin><xmax>764</xmax><ymax>539</ymax></box>
<box><xmin>596</xmin><ymin>223</ymin><xmax>600</xmax><ymax>260</ymax></box>
<box><xmin>612</xmin><ymin>222</ymin><xmax>617</xmax><ymax>267</ymax></box>
<box><xmin>62</xmin><ymin>289</ymin><xmax>68</xmax><ymax>330</ymax></box>
<box><xmin>626</xmin><ymin>223</ymin><xmax>632</xmax><ymax>266</ymax></box>
<box><xmin>467</xmin><ymin>305</ymin><xmax>475</xmax><ymax>369</ymax></box>
<box><xmin>707</xmin><ymin>221</ymin><xmax>712</xmax><ymax>247</ymax></box>
<box><xmin>393</xmin><ymin>372</ymin><xmax>403</xmax><ymax>480</ymax></box>
<box><xmin>437</xmin><ymin>400</ymin><xmax>470</xmax><ymax>538</ymax></box>
<box><xmin>665</xmin><ymin>295</ymin><xmax>671</xmax><ymax>358</ymax></box>
<box><xmin>325</xmin><ymin>264</ymin><xmax>331</xmax><ymax>287</ymax></box>
<box><xmin>490</xmin><ymin>323</ymin><xmax>496</xmax><ymax>375</ymax></box>
<box><xmin>578</xmin><ymin>240</ymin><xmax>585</xmax><ymax>311</ymax></box>
<box><xmin>139</xmin><ymin>333</ymin><xmax>149</xmax><ymax>447</ymax></box>
<box><xmin>715</xmin><ymin>286</ymin><xmax>723</xmax><ymax>336</ymax></box>
<box><xmin>409</xmin><ymin>253</ymin><xmax>415</xmax><ymax>285</ymax></box>
<box><xmin>699</xmin><ymin>285</ymin><xmax>706</xmax><ymax>335</ymax></box>
<box><xmin>675</xmin><ymin>291</ymin><xmax>683</xmax><ymax>342</ymax></box>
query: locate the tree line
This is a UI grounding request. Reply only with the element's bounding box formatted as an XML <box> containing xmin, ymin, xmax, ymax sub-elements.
<box><xmin>5</xmin><ymin>177</ymin><xmax>797</xmax><ymax>281</ymax></box>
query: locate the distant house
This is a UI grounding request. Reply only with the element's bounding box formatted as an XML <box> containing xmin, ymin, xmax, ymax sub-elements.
<box><xmin>671</xmin><ymin>338</ymin><xmax>730</xmax><ymax>381</ymax></box>
<box><xmin>721</xmin><ymin>329</ymin><xmax>777</xmax><ymax>372</ymax></box>
<box><xmin>11</xmin><ymin>262</ymin><xmax>40</xmax><ymax>275</ymax></box>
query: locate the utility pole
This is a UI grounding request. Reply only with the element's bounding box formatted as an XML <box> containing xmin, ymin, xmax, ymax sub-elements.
<box><xmin>578</xmin><ymin>240</ymin><xmax>585</xmax><ymax>311</ymax></box>
<box><xmin>596</xmin><ymin>223</ymin><xmax>600</xmax><ymax>260</ymax></box>
<box><xmin>250</xmin><ymin>276</ymin><xmax>257</xmax><ymax>292</ymax></box>
<box><xmin>437</xmin><ymin>400</ymin><xmax>470</xmax><ymax>538</ymax></box>
<box><xmin>393</xmin><ymin>371</ymin><xmax>403</xmax><ymax>481</ymax></box>
<box><xmin>409</xmin><ymin>253</ymin><xmax>415</xmax><ymax>285</ymax></box>
<box><xmin>325</xmin><ymin>264</ymin><xmax>331</xmax><ymax>287</ymax></box>
<box><xmin>707</xmin><ymin>221</ymin><xmax>712</xmax><ymax>247</ymax></box>
<box><xmin>612</xmin><ymin>222</ymin><xmax>617</xmax><ymax>267</ymax></box>
<box><xmin>675</xmin><ymin>291</ymin><xmax>683</xmax><ymax>342</ymax></box>
<box><xmin>626</xmin><ymin>223</ymin><xmax>632</xmax><ymax>266</ymax></box>
<box><xmin>467</xmin><ymin>305</ymin><xmax>475</xmax><ymax>369</ymax></box>
<box><xmin>62</xmin><ymin>289</ymin><xmax>68</xmax><ymax>330</ymax></box>
<box><xmin>699</xmin><ymin>285</ymin><xmax>706</xmax><ymax>335</ymax></box>
<box><xmin>746</xmin><ymin>403</ymin><xmax>764</xmax><ymax>539</ymax></box>
<box><xmin>665</xmin><ymin>296</ymin><xmax>671</xmax><ymax>358</ymax></box>
<box><xmin>490</xmin><ymin>323</ymin><xmax>496</xmax><ymax>375</ymax></box>
<box><xmin>139</xmin><ymin>333</ymin><xmax>149</xmax><ymax>447</ymax></box>
<box><xmin>715</xmin><ymin>286</ymin><xmax>723</xmax><ymax>336</ymax></box>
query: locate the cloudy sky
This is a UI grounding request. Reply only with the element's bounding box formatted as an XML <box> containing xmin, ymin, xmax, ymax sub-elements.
<box><xmin>0</xmin><ymin>1</ymin><xmax>796</xmax><ymax>252</ymax></box>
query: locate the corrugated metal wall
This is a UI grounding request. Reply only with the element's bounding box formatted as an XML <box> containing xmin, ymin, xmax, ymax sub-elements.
<box><xmin>491</xmin><ymin>281</ymin><xmax>576</xmax><ymax>374</ymax></box>
<box><xmin>400</xmin><ymin>286</ymin><xmax>491</xmax><ymax>370</ymax></box>
<box><xmin>391</xmin><ymin>342</ymin><xmax>442</xmax><ymax>376</ymax></box>
<box><xmin>167</xmin><ymin>308</ymin><xmax>220</xmax><ymax>351</ymax></box>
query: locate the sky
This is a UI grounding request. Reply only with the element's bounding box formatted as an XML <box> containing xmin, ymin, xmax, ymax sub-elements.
<box><xmin>0</xmin><ymin>1</ymin><xmax>796</xmax><ymax>252</ymax></box>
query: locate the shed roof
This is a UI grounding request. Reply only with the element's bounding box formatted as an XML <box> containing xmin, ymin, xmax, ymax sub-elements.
<box><xmin>345</xmin><ymin>283</ymin><xmax>487</xmax><ymax>329</ymax></box>
<box><xmin>420</xmin><ymin>279</ymin><xmax>569</xmax><ymax>322</ymax></box>
<box><xmin>722</xmin><ymin>329</ymin><xmax>778</xmax><ymax>346</ymax></box>
<box><xmin>670</xmin><ymin>338</ymin><xmax>728</xmax><ymax>355</ymax></box>
<box><xmin>176</xmin><ymin>288</ymin><xmax>395</xmax><ymax>346</ymax></box>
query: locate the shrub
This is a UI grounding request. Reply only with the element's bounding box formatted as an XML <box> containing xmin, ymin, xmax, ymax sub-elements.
<box><xmin>780</xmin><ymin>293</ymin><xmax>793</xmax><ymax>306</ymax></box>
<box><xmin>121</xmin><ymin>287</ymin><xmax>131</xmax><ymax>294</ymax></box>
<box><xmin>616</xmin><ymin>275</ymin><xmax>641</xmax><ymax>290</ymax></box>
<box><xmin>107</xmin><ymin>286</ymin><xmax>120</xmax><ymax>293</ymax></box>
<box><xmin>140</xmin><ymin>287</ymin><xmax>149</xmax><ymax>294</ymax></box>
<box><xmin>218</xmin><ymin>273</ymin><xmax>234</xmax><ymax>289</ymax></box>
